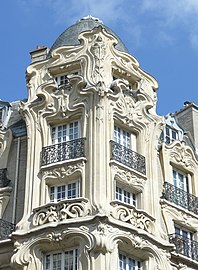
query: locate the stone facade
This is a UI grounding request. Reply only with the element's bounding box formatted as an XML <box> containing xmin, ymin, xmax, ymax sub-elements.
<box><xmin>0</xmin><ymin>16</ymin><xmax>198</xmax><ymax>270</ymax></box>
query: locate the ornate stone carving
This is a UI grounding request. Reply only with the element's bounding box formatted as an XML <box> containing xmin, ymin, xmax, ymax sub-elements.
<box><xmin>111</xmin><ymin>165</ymin><xmax>146</xmax><ymax>191</ymax></box>
<box><xmin>32</xmin><ymin>198</ymin><xmax>91</xmax><ymax>226</ymax></box>
<box><xmin>42</xmin><ymin>162</ymin><xmax>85</xmax><ymax>181</ymax></box>
<box><xmin>110</xmin><ymin>202</ymin><xmax>155</xmax><ymax>234</ymax></box>
<box><xmin>169</xmin><ymin>141</ymin><xmax>197</xmax><ymax>171</ymax></box>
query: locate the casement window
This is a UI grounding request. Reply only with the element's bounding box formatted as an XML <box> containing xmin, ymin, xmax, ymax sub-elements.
<box><xmin>116</xmin><ymin>186</ymin><xmax>137</xmax><ymax>207</ymax></box>
<box><xmin>174</xmin><ymin>225</ymin><xmax>194</xmax><ymax>259</ymax></box>
<box><xmin>55</xmin><ymin>72</ymin><xmax>79</xmax><ymax>86</ymax></box>
<box><xmin>175</xmin><ymin>226</ymin><xmax>193</xmax><ymax>240</ymax></box>
<box><xmin>51</xmin><ymin>121</ymin><xmax>80</xmax><ymax>144</ymax></box>
<box><xmin>119</xmin><ymin>253</ymin><xmax>141</xmax><ymax>270</ymax></box>
<box><xmin>114</xmin><ymin>126</ymin><xmax>130</xmax><ymax>148</ymax></box>
<box><xmin>164</xmin><ymin>126</ymin><xmax>178</xmax><ymax>144</ymax></box>
<box><xmin>45</xmin><ymin>249</ymin><xmax>78</xmax><ymax>270</ymax></box>
<box><xmin>55</xmin><ymin>75</ymin><xmax>69</xmax><ymax>86</ymax></box>
<box><xmin>50</xmin><ymin>181</ymin><xmax>80</xmax><ymax>202</ymax></box>
<box><xmin>114</xmin><ymin>126</ymin><xmax>136</xmax><ymax>150</ymax></box>
<box><xmin>173</xmin><ymin>168</ymin><xmax>188</xmax><ymax>192</ymax></box>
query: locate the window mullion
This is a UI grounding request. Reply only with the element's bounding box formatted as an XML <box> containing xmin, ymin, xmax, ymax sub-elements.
<box><xmin>62</xmin><ymin>252</ymin><xmax>64</xmax><ymax>270</ymax></box>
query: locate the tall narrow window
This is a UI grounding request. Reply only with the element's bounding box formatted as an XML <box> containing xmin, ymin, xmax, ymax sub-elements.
<box><xmin>50</xmin><ymin>181</ymin><xmax>80</xmax><ymax>202</ymax></box>
<box><xmin>51</xmin><ymin>122</ymin><xmax>80</xmax><ymax>144</ymax></box>
<box><xmin>116</xmin><ymin>186</ymin><xmax>137</xmax><ymax>207</ymax></box>
<box><xmin>164</xmin><ymin>126</ymin><xmax>178</xmax><ymax>144</ymax></box>
<box><xmin>45</xmin><ymin>249</ymin><xmax>78</xmax><ymax>270</ymax></box>
<box><xmin>174</xmin><ymin>225</ymin><xmax>194</xmax><ymax>259</ymax></box>
<box><xmin>114</xmin><ymin>126</ymin><xmax>131</xmax><ymax>148</ymax></box>
<box><xmin>119</xmin><ymin>253</ymin><xmax>141</xmax><ymax>270</ymax></box>
<box><xmin>173</xmin><ymin>169</ymin><xmax>188</xmax><ymax>192</ymax></box>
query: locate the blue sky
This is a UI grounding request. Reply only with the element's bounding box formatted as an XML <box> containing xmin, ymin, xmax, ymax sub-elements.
<box><xmin>1</xmin><ymin>0</ymin><xmax>198</xmax><ymax>116</ymax></box>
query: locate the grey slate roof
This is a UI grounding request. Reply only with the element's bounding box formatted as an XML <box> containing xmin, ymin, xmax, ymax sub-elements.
<box><xmin>48</xmin><ymin>16</ymin><xmax>129</xmax><ymax>56</ymax></box>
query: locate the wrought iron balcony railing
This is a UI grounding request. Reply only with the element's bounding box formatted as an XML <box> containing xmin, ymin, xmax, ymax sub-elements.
<box><xmin>110</xmin><ymin>141</ymin><xmax>146</xmax><ymax>175</ymax></box>
<box><xmin>162</xmin><ymin>182</ymin><xmax>198</xmax><ymax>215</ymax></box>
<box><xmin>41</xmin><ymin>138</ymin><xmax>86</xmax><ymax>166</ymax></box>
<box><xmin>0</xmin><ymin>219</ymin><xmax>15</xmax><ymax>240</ymax></box>
<box><xmin>0</xmin><ymin>168</ymin><xmax>10</xmax><ymax>187</ymax></box>
<box><xmin>169</xmin><ymin>234</ymin><xmax>198</xmax><ymax>261</ymax></box>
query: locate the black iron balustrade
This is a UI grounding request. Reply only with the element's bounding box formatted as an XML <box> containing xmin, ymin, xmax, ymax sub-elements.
<box><xmin>41</xmin><ymin>138</ymin><xmax>86</xmax><ymax>166</ymax></box>
<box><xmin>110</xmin><ymin>141</ymin><xmax>146</xmax><ymax>175</ymax></box>
<box><xmin>0</xmin><ymin>219</ymin><xmax>15</xmax><ymax>240</ymax></box>
<box><xmin>162</xmin><ymin>182</ymin><xmax>198</xmax><ymax>215</ymax></box>
<box><xmin>0</xmin><ymin>168</ymin><xmax>10</xmax><ymax>188</ymax></box>
<box><xmin>169</xmin><ymin>234</ymin><xmax>198</xmax><ymax>261</ymax></box>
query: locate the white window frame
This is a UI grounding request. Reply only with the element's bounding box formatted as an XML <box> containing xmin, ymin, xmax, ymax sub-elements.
<box><xmin>49</xmin><ymin>180</ymin><xmax>80</xmax><ymax>202</ymax></box>
<box><xmin>55</xmin><ymin>71</ymin><xmax>79</xmax><ymax>86</ymax></box>
<box><xmin>164</xmin><ymin>126</ymin><xmax>178</xmax><ymax>144</ymax></box>
<box><xmin>175</xmin><ymin>225</ymin><xmax>193</xmax><ymax>240</ymax></box>
<box><xmin>51</xmin><ymin>121</ymin><xmax>80</xmax><ymax>145</ymax></box>
<box><xmin>173</xmin><ymin>168</ymin><xmax>188</xmax><ymax>192</ymax></box>
<box><xmin>116</xmin><ymin>186</ymin><xmax>137</xmax><ymax>207</ymax></box>
<box><xmin>119</xmin><ymin>253</ymin><xmax>141</xmax><ymax>270</ymax></box>
<box><xmin>44</xmin><ymin>248</ymin><xmax>78</xmax><ymax>270</ymax></box>
<box><xmin>114</xmin><ymin>125</ymin><xmax>136</xmax><ymax>151</ymax></box>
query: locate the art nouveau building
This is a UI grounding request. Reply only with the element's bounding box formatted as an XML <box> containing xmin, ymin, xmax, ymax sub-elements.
<box><xmin>0</xmin><ymin>16</ymin><xmax>198</xmax><ymax>270</ymax></box>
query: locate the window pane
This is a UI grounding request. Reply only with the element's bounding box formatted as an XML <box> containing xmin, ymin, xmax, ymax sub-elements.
<box><xmin>116</xmin><ymin>186</ymin><xmax>136</xmax><ymax>206</ymax></box>
<box><xmin>45</xmin><ymin>255</ymin><xmax>50</xmax><ymax>270</ymax></box>
<box><xmin>52</xmin><ymin>253</ymin><xmax>61</xmax><ymax>270</ymax></box>
<box><xmin>65</xmin><ymin>250</ymin><xmax>75</xmax><ymax>270</ymax></box>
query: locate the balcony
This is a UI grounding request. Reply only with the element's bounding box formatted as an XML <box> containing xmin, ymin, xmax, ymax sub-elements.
<box><xmin>162</xmin><ymin>182</ymin><xmax>198</xmax><ymax>215</ymax></box>
<box><xmin>110</xmin><ymin>141</ymin><xmax>146</xmax><ymax>175</ymax></box>
<box><xmin>0</xmin><ymin>219</ymin><xmax>15</xmax><ymax>241</ymax></box>
<box><xmin>0</xmin><ymin>168</ymin><xmax>10</xmax><ymax>187</ymax></box>
<box><xmin>169</xmin><ymin>234</ymin><xmax>198</xmax><ymax>262</ymax></box>
<box><xmin>41</xmin><ymin>138</ymin><xmax>86</xmax><ymax>166</ymax></box>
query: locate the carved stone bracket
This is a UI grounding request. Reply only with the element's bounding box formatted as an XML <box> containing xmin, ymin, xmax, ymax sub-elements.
<box><xmin>32</xmin><ymin>198</ymin><xmax>91</xmax><ymax>226</ymax></box>
<box><xmin>110</xmin><ymin>202</ymin><xmax>155</xmax><ymax>234</ymax></box>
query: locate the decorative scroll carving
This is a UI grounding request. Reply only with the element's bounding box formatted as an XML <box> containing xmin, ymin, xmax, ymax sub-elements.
<box><xmin>42</xmin><ymin>161</ymin><xmax>85</xmax><ymax>181</ymax></box>
<box><xmin>33</xmin><ymin>198</ymin><xmax>91</xmax><ymax>226</ymax></box>
<box><xmin>110</xmin><ymin>202</ymin><xmax>155</xmax><ymax>234</ymax></box>
<box><xmin>111</xmin><ymin>165</ymin><xmax>146</xmax><ymax>191</ymax></box>
<box><xmin>169</xmin><ymin>141</ymin><xmax>197</xmax><ymax>171</ymax></box>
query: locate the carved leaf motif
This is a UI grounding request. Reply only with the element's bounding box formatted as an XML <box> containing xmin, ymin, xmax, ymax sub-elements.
<box><xmin>112</xmin><ymin>165</ymin><xmax>146</xmax><ymax>189</ymax></box>
<box><xmin>33</xmin><ymin>199</ymin><xmax>90</xmax><ymax>226</ymax></box>
<box><xmin>42</xmin><ymin>162</ymin><xmax>85</xmax><ymax>180</ymax></box>
<box><xmin>110</xmin><ymin>203</ymin><xmax>155</xmax><ymax>233</ymax></box>
<box><xmin>170</xmin><ymin>142</ymin><xmax>197</xmax><ymax>170</ymax></box>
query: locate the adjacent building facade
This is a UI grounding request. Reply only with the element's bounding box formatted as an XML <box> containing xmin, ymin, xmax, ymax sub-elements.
<box><xmin>1</xmin><ymin>16</ymin><xmax>198</xmax><ymax>270</ymax></box>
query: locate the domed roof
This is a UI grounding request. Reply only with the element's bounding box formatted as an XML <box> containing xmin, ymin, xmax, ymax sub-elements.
<box><xmin>49</xmin><ymin>16</ymin><xmax>129</xmax><ymax>55</ymax></box>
